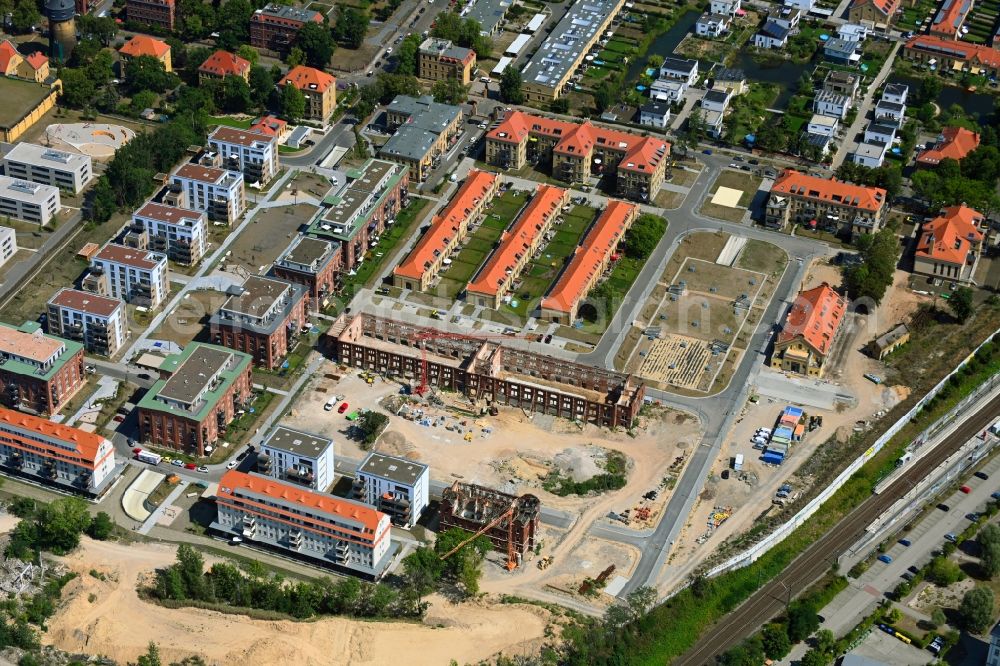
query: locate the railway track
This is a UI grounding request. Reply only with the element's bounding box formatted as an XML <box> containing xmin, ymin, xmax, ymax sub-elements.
<box><xmin>676</xmin><ymin>391</ymin><xmax>1000</xmax><ymax>665</ymax></box>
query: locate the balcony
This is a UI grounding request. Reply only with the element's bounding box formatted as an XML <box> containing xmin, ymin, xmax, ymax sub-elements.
<box><xmin>288</xmin><ymin>530</ymin><xmax>303</xmax><ymax>548</ymax></box>
<box><xmin>285</xmin><ymin>466</ymin><xmax>315</xmax><ymax>485</ymax></box>
<box><xmin>256</xmin><ymin>453</ymin><xmax>272</xmax><ymax>474</ymax></box>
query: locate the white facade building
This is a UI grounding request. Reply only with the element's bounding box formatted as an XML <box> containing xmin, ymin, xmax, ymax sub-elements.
<box><xmin>353</xmin><ymin>452</ymin><xmax>430</xmax><ymax>528</ymax></box>
<box><xmin>46</xmin><ymin>288</ymin><xmax>129</xmax><ymax>357</ymax></box>
<box><xmin>258</xmin><ymin>426</ymin><xmax>335</xmax><ymax>492</ymax></box>
<box><xmin>807</xmin><ymin>114</ymin><xmax>839</xmax><ymax>137</ymax></box>
<box><xmin>214</xmin><ymin>470</ymin><xmax>394</xmax><ymax>579</ymax></box>
<box><xmin>0</xmin><ymin>175</ymin><xmax>59</xmax><ymax>226</ymax></box>
<box><xmin>701</xmin><ymin>88</ymin><xmax>732</xmax><ymax>113</ymax></box>
<box><xmin>659</xmin><ymin>57</ymin><xmax>699</xmax><ymax>85</ymax></box>
<box><xmin>0</xmin><ymin>226</ymin><xmax>15</xmax><ymax>269</ymax></box>
<box><xmin>207</xmin><ymin>126</ymin><xmax>279</xmax><ymax>186</ymax></box>
<box><xmin>2</xmin><ymin>143</ymin><xmax>92</xmax><ymax>194</ymax></box>
<box><xmin>131</xmin><ymin>202</ymin><xmax>208</xmax><ymax>266</ymax></box>
<box><xmin>88</xmin><ymin>243</ymin><xmax>169</xmax><ymax>309</ymax></box>
<box><xmin>169</xmin><ymin>164</ymin><xmax>246</xmax><ymax>226</ymax></box>
<box><xmin>881</xmin><ymin>83</ymin><xmax>908</xmax><ymax>105</ymax></box>
<box><xmin>837</xmin><ymin>23</ymin><xmax>869</xmax><ymax>41</ymax></box>
<box><xmin>695</xmin><ymin>13</ymin><xmax>729</xmax><ymax>36</ymax></box>
<box><xmin>852</xmin><ymin>140</ymin><xmax>888</xmax><ymax>168</ymax></box>
<box><xmin>638</xmin><ymin>101</ymin><xmax>671</xmax><ymax>128</ymax></box>
<box><xmin>864</xmin><ymin>122</ymin><xmax>897</xmax><ymax>145</ymax></box>
<box><xmin>710</xmin><ymin>0</ymin><xmax>740</xmax><ymax>15</ymax></box>
<box><xmin>650</xmin><ymin>78</ymin><xmax>687</xmax><ymax>102</ymax></box>
<box><xmin>813</xmin><ymin>90</ymin><xmax>852</xmax><ymax>119</ymax></box>
<box><xmin>874</xmin><ymin>99</ymin><xmax>906</xmax><ymax>125</ymax></box>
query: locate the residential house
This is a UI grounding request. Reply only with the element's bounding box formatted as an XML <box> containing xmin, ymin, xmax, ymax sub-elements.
<box><xmin>765</xmin><ymin>169</ymin><xmax>888</xmax><ymax>236</ymax></box>
<box><xmin>249</xmin><ymin>4</ymin><xmax>323</xmax><ymax>52</ymax></box>
<box><xmin>86</xmin><ymin>243</ymin><xmax>169</xmax><ymax>309</ymax></box>
<box><xmin>770</xmin><ymin>283</ymin><xmax>848</xmax><ymax>377</ymax></box>
<box><xmin>712</xmin><ymin>68</ymin><xmax>747</xmax><ymax>95</ymax></box>
<box><xmin>696</xmin><ymin>13</ymin><xmax>730</xmax><ymax>37</ymax></box>
<box><xmin>867</xmin><ymin>324</ymin><xmax>909</xmax><ymax>360</ymax></box>
<box><xmin>125</xmin><ymin>0</ymin><xmax>175</xmax><ymax>31</ymax></box>
<box><xmin>913</xmin><ymin>204</ymin><xmax>984</xmax><ymax>283</ymax></box>
<box><xmin>638</xmin><ymin>101</ymin><xmax>671</xmax><ymax>128</ymax></box>
<box><xmin>864</xmin><ymin>122</ymin><xmax>896</xmax><ymax>145</ymax></box>
<box><xmin>278</xmin><ymin>65</ymin><xmax>337</xmax><ymax>123</ymax></box>
<box><xmin>837</xmin><ymin>23</ymin><xmax>869</xmax><ymax>41</ymax></box>
<box><xmin>874</xmin><ymin>99</ymin><xmax>906</xmax><ymax>125</ymax></box>
<box><xmin>352</xmin><ymin>452</ymin><xmax>430</xmax><ymax>528</ymax></box>
<box><xmin>659</xmin><ymin>57</ymin><xmax>699</xmax><ymax>86</ymax></box>
<box><xmin>417</xmin><ymin>38</ymin><xmax>476</xmax><ymax>84</ymax></box>
<box><xmin>46</xmin><ymin>288</ymin><xmax>129</xmax><ymax>358</ymax></box>
<box><xmin>754</xmin><ymin>19</ymin><xmax>791</xmax><ymax>49</ymax></box>
<box><xmin>118</xmin><ymin>34</ymin><xmax>172</xmax><ymax>73</ymax></box>
<box><xmin>257</xmin><ymin>426</ymin><xmax>335</xmax><ymax>492</ymax></box>
<box><xmin>650</xmin><ymin>78</ymin><xmax>686</xmax><ymax>103</ymax></box>
<box><xmin>813</xmin><ymin>90</ymin><xmax>852</xmax><ymax>119</ymax></box>
<box><xmin>701</xmin><ymin>88</ymin><xmax>732</xmax><ymax>113</ymax></box>
<box><xmin>852</xmin><ymin>140</ymin><xmax>889</xmax><ymax>167</ymax></box>
<box><xmin>848</xmin><ymin>0</ymin><xmax>900</xmax><ymax>25</ymax></box>
<box><xmin>903</xmin><ymin>35</ymin><xmax>1000</xmax><ymax>79</ymax></box>
<box><xmin>930</xmin><ymin>0</ymin><xmax>974</xmax><ymax>39</ymax></box>
<box><xmin>881</xmin><ymin>83</ymin><xmax>908</xmax><ymax>105</ymax></box>
<box><xmin>824</xmin><ymin>37</ymin><xmax>859</xmax><ymax>64</ymax></box>
<box><xmin>271</xmin><ymin>236</ymin><xmax>342</xmax><ymax>308</ymax></box>
<box><xmin>198</xmin><ymin>50</ymin><xmax>251</xmax><ymax>84</ymax></box>
<box><xmin>807</xmin><ymin>114</ymin><xmax>839</xmax><ymax>138</ymax></box>
<box><xmin>207</xmin><ymin>126</ymin><xmax>279</xmax><ymax>185</ymax></box>
<box><xmin>824</xmin><ymin>70</ymin><xmax>860</xmax><ymax>97</ymax></box>
<box><xmin>710</xmin><ymin>0</ymin><xmax>740</xmax><ymax>15</ymax></box>
<box><xmin>916</xmin><ymin>126</ymin><xmax>980</xmax><ymax>166</ymax></box>
<box><xmin>168</xmin><ymin>164</ymin><xmax>246</xmax><ymax>226</ymax></box>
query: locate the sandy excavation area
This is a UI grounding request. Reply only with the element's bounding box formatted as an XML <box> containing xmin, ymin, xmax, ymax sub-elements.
<box><xmin>44</xmin><ymin>538</ymin><xmax>551</xmax><ymax>666</ymax></box>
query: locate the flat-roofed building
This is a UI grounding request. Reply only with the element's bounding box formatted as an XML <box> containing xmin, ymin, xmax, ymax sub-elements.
<box><xmin>771</xmin><ymin>283</ymin><xmax>848</xmax><ymax>377</ymax></box>
<box><xmin>2</xmin><ymin>143</ymin><xmax>92</xmax><ymax>194</ymax></box>
<box><xmin>485</xmin><ymin>110</ymin><xmax>669</xmax><ymax>202</ymax></box>
<box><xmin>46</xmin><ymin>288</ymin><xmax>129</xmax><ymax>357</ymax></box>
<box><xmin>126</xmin><ymin>0</ymin><xmax>175</xmax><ymax>31</ymax></box>
<box><xmin>520</xmin><ymin>0</ymin><xmax>626</xmax><ymax>100</ymax></box>
<box><xmin>257</xmin><ymin>425</ymin><xmax>334</xmax><ymax>491</ymax></box>
<box><xmin>540</xmin><ymin>200</ymin><xmax>638</xmax><ymax>324</ymax></box>
<box><xmin>208</xmin><ymin>275</ymin><xmax>308</xmax><ymax>370</ymax></box>
<box><xmin>250</xmin><ymin>3</ymin><xmax>323</xmax><ymax>52</ymax></box>
<box><xmin>418</xmin><ymin>38</ymin><xmax>476</xmax><ymax>84</ymax></box>
<box><xmin>824</xmin><ymin>70</ymin><xmax>860</xmax><ymax>97</ymax></box>
<box><xmin>207</xmin><ymin>126</ymin><xmax>278</xmax><ymax>185</ymax></box>
<box><xmin>327</xmin><ymin>313</ymin><xmax>645</xmax><ymax>429</ymax></box>
<box><xmin>765</xmin><ymin>169</ymin><xmax>887</xmax><ymax>237</ymax></box>
<box><xmin>198</xmin><ymin>50</ymin><xmax>251</xmax><ymax>84</ymax></box>
<box><xmin>467</xmin><ymin>184</ymin><xmax>569</xmax><ymax>309</ymax></box>
<box><xmin>278</xmin><ymin>65</ymin><xmax>337</xmax><ymax>123</ymax></box>
<box><xmin>136</xmin><ymin>343</ymin><xmax>254</xmax><ymax>455</ymax></box>
<box><xmin>0</xmin><ymin>226</ymin><xmax>15</xmax><ymax>269</ymax></box>
<box><xmin>213</xmin><ymin>470</ymin><xmax>393</xmax><ymax>578</ymax></box>
<box><xmin>0</xmin><ymin>175</ymin><xmax>59</xmax><ymax>226</ymax></box>
<box><xmin>271</xmin><ymin>235</ymin><xmax>342</xmax><ymax>308</ymax></box>
<box><xmin>0</xmin><ymin>321</ymin><xmax>85</xmax><ymax>415</ymax></box>
<box><xmin>380</xmin><ymin>95</ymin><xmax>463</xmax><ymax>181</ymax></box>
<box><xmin>306</xmin><ymin>159</ymin><xmax>409</xmax><ymax>268</ymax></box>
<box><xmin>914</xmin><ymin>204</ymin><xmax>984</xmax><ymax>283</ymax></box>
<box><xmin>353</xmin><ymin>451</ymin><xmax>429</xmax><ymax>528</ymax></box>
<box><xmin>118</xmin><ymin>34</ymin><xmax>172</xmax><ymax>72</ymax></box>
<box><xmin>464</xmin><ymin>0</ymin><xmax>511</xmax><ymax>35</ymax></box>
<box><xmin>393</xmin><ymin>169</ymin><xmax>500</xmax><ymax>291</ymax></box>
<box><xmin>0</xmin><ymin>407</ymin><xmax>118</xmax><ymax>495</ymax></box>
<box><xmin>169</xmin><ymin>163</ymin><xmax>246</xmax><ymax>225</ymax></box>
<box><xmin>87</xmin><ymin>243</ymin><xmax>169</xmax><ymax>309</ymax></box>
<box><xmin>129</xmin><ymin>201</ymin><xmax>207</xmax><ymax>266</ymax></box>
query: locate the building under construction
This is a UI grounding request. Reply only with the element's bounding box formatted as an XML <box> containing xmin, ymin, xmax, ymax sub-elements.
<box><xmin>440</xmin><ymin>481</ymin><xmax>540</xmax><ymax>563</ymax></box>
<box><xmin>325</xmin><ymin>313</ymin><xmax>644</xmax><ymax>428</ymax></box>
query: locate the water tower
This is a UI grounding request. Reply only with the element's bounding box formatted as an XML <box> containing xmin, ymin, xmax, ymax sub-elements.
<box><xmin>46</xmin><ymin>0</ymin><xmax>76</xmax><ymax>62</ymax></box>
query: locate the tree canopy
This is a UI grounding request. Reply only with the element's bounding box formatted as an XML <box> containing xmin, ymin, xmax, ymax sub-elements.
<box><xmin>842</xmin><ymin>227</ymin><xmax>899</xmax><ymax>305</ymax></box>
<box><xmin>125</xmin><ymin>55</ymin><xmax>176</xmax><ymax>95</ymax></box>
<box><xmin>499</xmin><ymin>67</ymin><xmax>523</xmax><ymax>105</ymax></box>
<box><xmin>296</xmin><ymin>22</ymin><xmax>335</xmax><ymax>69</ymax></box>
<box><xmin>334</xmin><ymin>7</ymin><xmax>369</xmax><ymax>49</ymax></box>
<box><xmin>432</xmin><ymin>78</ymin><xmax>468</xmax><ymax>105</ymax></box>
<box><xmin>959</xmin><ymin>586</ymin><xmax>995</xmax><ymax>633</ymax></box>
<box><xmin>281</xmin><ymin>82</ymin><xmax>306</xmax><ymax>122</ymax></box>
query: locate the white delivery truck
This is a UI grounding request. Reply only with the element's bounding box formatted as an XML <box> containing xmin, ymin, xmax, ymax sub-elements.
<box><xmin>733</xmin><ymin>454</ymin><xmax>744</xmax><ymax>471</ymax></box>
<box><xmin>136</xmin><ymin>450</ymin><xmax>162</xmax><ymax>465</ymax></box>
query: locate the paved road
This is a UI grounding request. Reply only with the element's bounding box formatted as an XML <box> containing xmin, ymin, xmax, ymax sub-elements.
<box><xmin>0</xmin><ymin>209</ymin><xmax>83</xmax><ymax>311</ymax></box>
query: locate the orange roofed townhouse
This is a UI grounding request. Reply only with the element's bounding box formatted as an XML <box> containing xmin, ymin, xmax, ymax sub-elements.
<box><xmin>212</xmin><ymin>469</ymin><xmax>394</xmax><ymax>579</ymax></box>
<box><xmin>0</xmin><ymin>321</ymin><xmax>85</xmax><ymax>415</ymax></box>
<box><xmin>466</xmin><ymin>184</ymin><xmax>569</xmax><ymax>310</ymax></box>
<box><xmin>540</xmin><ymin>200</ymin><xmax>639</xmax><ymax>324</ymax></box>
<box><xmin>916</xmin><ymin>126</ymin><xmax>980</xmax><ymax>166</ymax></box>
<box><xmin>0</xmin><ymin>41</ymin><xmax>50</xmax><ymax>82</ymax></box>
<box><xmin>485</xmin><ymin>111</ymin><xmax>670</xmax><ymax>203</ymax></box>
<box><xmin>198</xmin><ymin>50</ymin><xmax>251</xmax><ymax>85</ymax></box>
<box><xmin>765</xmin><ymin>169</ymin><xmax>887</xmax><ymax>238</ymax></box>
<box><xmin>903</xmin><ymin>35</ymin><xmax>1000</xmax><ymax>79</ymax></box>
<box><xmin>278</xmin><ymin>65</ymin><xmax>337</xmax><ymax>123</ymax></box>
<box><xmin>393</xmin><ymin>169</ymin><xmax>501</xmax><ymax>292</ymax></box>
<box><xmin>0</xmin><ymin>407</ymin><xmax>118</xmax><ymax>496</ymax></box>
<box><xmin>929</xmin><ymin>0</ymin><xmax>974</xmax><ymax>39</ymax></box>
<box><xmin>914</xmin><ymin>204</ymin><xmax>984</xmax><ymax>284</ymax></box>
<box><xmin>848</xmin><ymin>0</ymin><xmax>899</xmax><ymax>25</ymax></box>
<box><xmin>771</xmin><ymin>283</ymin><xmax>848</xmax><ymax>377</ymax></box>
<box><xmin>118</xmin><ymin>34</ymin><xmax>172</xmax><ymax>73</ymax></box>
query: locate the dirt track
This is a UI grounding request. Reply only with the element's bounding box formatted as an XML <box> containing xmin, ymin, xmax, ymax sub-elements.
<box><xmin>44</xmin><ymin>538</ymin><xmax>550</xmax><ymax>666</ymax></box>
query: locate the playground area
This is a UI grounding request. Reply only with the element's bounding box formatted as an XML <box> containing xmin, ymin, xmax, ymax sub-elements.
<box><xmin>43</xmin><ymin>122</ymin><xmax>136</xmax><ymax>159</ymax></box>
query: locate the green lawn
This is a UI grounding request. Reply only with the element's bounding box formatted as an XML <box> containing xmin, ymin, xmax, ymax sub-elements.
<box><xmin>209</xmin><ymin>115</ymin><xmax>253</xmax><ymax>129</ymax></box>
<box><xmin>342</xmin><ymin>198</ymin><xmax>429</xmax><ymax>298</ymax></box>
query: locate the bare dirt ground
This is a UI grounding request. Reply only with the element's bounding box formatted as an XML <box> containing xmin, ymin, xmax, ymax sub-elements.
<box><xmin>541</xmin><ymin>537</ymin><xmax>642</xmax><ymax>607</ymax></box>
<box><xmin>44</xmin><ymin>538</ymin><xmax>551</xmax><ymax>666</ymax></box>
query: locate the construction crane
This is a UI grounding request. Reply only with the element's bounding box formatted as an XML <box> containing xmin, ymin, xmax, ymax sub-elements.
<box><xmin>439</xmin><ymin>496</ymin><xmax>521</xmax><ymax>571</ymax></box>
<box><xmin>412</xmin><ymin>328</ymin><xmax>533</xmax><ymax>396</ymax></box>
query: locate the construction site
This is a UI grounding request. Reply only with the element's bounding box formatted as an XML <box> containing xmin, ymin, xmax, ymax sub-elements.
<box><xmin>440</xmin><ymin>482</ymin><xmax>541</xmax><ymax>569</ymax></box>
<box><xmin>324</xmin><ymin>312</ymin><xmax>645</xmax><ymax>429</ymax></box>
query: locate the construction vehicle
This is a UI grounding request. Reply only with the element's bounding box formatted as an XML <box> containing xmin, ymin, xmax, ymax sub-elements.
<box><xmin>537</xmin><ymin>556</ymin><xmax>553</xmax><ymax>570</ymax></box>
<box><xmin>439</xmin><ymin>494</ymin><xmax>522</xmax><ymax>571</ymax></box>
<box><xmin>413</xmin><ymin>329</ymin><xmax>532</xmax><ymax>397</ymax></box>
<box><xmin>464</xmin><ymin>431</ymin><xmax>474</xmax><ymax>442</ymax></box>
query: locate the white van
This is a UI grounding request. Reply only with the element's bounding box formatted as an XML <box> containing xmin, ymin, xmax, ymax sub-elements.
<box><xmin>324</xmin><ymin>397</ymin><xmax>338</xmax><ymax>411</ymax></box>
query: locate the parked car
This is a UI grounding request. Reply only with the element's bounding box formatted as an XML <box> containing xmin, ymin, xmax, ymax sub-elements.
<box><xmin>967</xmin><ymin>512</ymin><xmax>980</xmax><ymax>521</ymax></box>
<box><xmin>975</xmin><ymin>471</ymin><xmax>990</xmax><ymax>480</ymax></box>
<box><xmin>937</xmin><ymin>503</ymin><xmax>950</xmax><ymax>511</ymax></box>
<box><xmin>197</xmin><ymin>465</ymin><xmax>209</xmax><ymax>473</ymax></box>
<box><xmin>877</xmin><ymin>554</ymin><xmax>893</xmax><ymax>564</ymax></box>
<box><xmin>184</xmin><ymin>462</ymin><xmax>197</xmax><ymax>470</ymax></box>
<box><xmin>991</xmin><ymin>491</ymin><xmax>1000</xmax><ymax>500</ymax></box>
<box><xmin>898</xmin><ymin>538</ymin><xmax>911</xmax><ymax>547</ymax></box>
<box><xmin>960</xmin><ymin>485</ymin><xmax>972</xmax><ymax>494</ymax></box>
<box><xmin>338</xmin><ymin>402</ymin><xmax>350</xmax><ymax>414</ymax></box>
<box><xmin>226</xmin><ymin>460</ymin><xmax>238</xmax><ymax>470</ymax></box>
<box><xmin>230</xmin><ymin>536</ymin><xmax>243</xmax><ymax>545</ymax></box>
<box><xmin>171</xmin><ymin>459</ymin><xmax>184</xmax><ymax>467</ymax></box>
<box><xmin>863</xmin><ymin>373</ymin><xmax>883</xmax><ymax>385</ymax></box>
<box><xmin>945</xmin><ymin>533</ymin><xmax>958</xmax><ymax>543</ymax></box>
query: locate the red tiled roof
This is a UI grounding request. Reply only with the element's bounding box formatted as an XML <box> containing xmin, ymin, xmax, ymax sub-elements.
<box><xmin>467</xmin><ymin>184</ymin><xmax>566</xmax><ymax>296</ymax></box>
<box><xmin>49</xmin><ymin>288</ymin><xmax>122</xmax><ymax>317</ymax></box>
<box><xmin>777</xmin><ymin>283</ymin><xmax>847</xmax><ymax>355</ymax></box>
<box><xmin>250</xmin><ymin>115</ymin><xmax>287</xmax><ymax>137</ymax></box>
<box><xmin>916</xmin><ymin>126</ymin><xmax>980</xmax><ymax>165</ymax></box>
<box><xmin>905</xmin><ymin>35</ymin><xmax>1000</xmax><ymax>69</ymax></box>
<box><xmin>281</xmin><ymin>65</ymin><xmax>336</xmax><ymax>94</ymax></box>
<box><xmin>850</xmin><ymin>0</ymin><xmax>900</xmax><ymax>17</ymax></box>
<box><xmin>209</xmin><ymin>125</ymin><xmax>275</xmax><ymax>147</ymax></box>
<box><xmin>487</xmin><ymin>111</ymin><xmax>670</xmax><ymax>175</ymax></box>
<box><xmin>0</xmin><ymin>406</ymin><xmax>105</xmax><ymax>464</ymax></box>
<box><xmin>916</xmin><ymin>204</ymin><xmax>983</xmax><ymax>266</ymax></box>
<box><xmin>199</xmin><ymin>50</ymin><xmax>251</xmax><ymax>78</ymax></box>
<box><xmin>218</xmin><ymin>470</ymin><xmax>385</xmax><ymax>534</ymax></box>
<box><xmin>24</xmin><ymin>52</ymin><xmax>47</xmax><ymax>69</ymax></box>
<box><xmin>771</xmin><ymin>169</ymin><xmax>886</xmax><ymax>212</ymax></box>
<box><xmin>394</xmin><ymin>169</ymin><xmax>498</xmax><ymax>281</ymax></box>
<box><xmin>119</xmin><ymin>34</ymin><xmax>170</xmax><ymax>59</ymax></box>
<box><xmin>0</xmin><ymin>40</ymin><xmax>20</xmax><ymax>72</ymax></box>
<box><xmin>94</xmin><ymin>243</ymin><xmax>163</xmax><ymax>270</ymax></box>
<box><xmin>541</xmin><ymin>200</ymin><xmax>637</xmax><ymax>314</ymax></box>
<box><xmin>930</xmin><ymin>0</ymin><xmax>972</xmax><ymax>37</ymax></box>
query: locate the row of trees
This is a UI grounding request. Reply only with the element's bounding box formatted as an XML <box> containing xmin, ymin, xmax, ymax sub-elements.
<box><xmin>911</xmin><ymin>145</ymin><xmax>1000</xmax><ymax>217</ymax></box>
<box><xmin>152</xmin><ymin>544</ymin><xmax>425</xmax><ymax>619</ymax></box>
<box><xmin>431</xmin><ymin>14</ymin><xmax>492</xmax><ymax>60</ymax></box>
<box><xmin>6</xmin><ymin>497</ymin><xmax>114</xmax><ymax>560</ymax></box>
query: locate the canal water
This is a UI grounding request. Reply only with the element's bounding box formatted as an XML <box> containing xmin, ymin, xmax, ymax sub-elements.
<box><xmin>624</xmin><ymin>10</ymin><xmax>701</xmax><ymax>83</ymax></box>
<box><xmin>887</xmin><ymin>75</ymin><xmax>996</xmax><ymax>121</ymax></box>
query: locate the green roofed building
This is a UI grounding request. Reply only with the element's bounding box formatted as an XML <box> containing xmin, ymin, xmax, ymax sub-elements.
<box><xmin>136</xmin><ymin>342</ymin><xmax>254</xmax><ymax>456</ymax></box>
<box><xmin>0</xmin><ymin>320</ymin><xmax>86</xmax><ymax>415</ymax></box>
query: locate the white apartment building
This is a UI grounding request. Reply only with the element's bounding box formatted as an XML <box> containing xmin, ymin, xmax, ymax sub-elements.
<box><xmin>813</xmin><ymin>90</ymin><xmax>852</xmax><ymax>120</ymax></box>
<box><xmin>46</xmin><ymin>288</ymin><xmax>129</xmax><ymax>358</ymax></box>
<box><xmin>852</xmin><ymin>140</ymin><xmax>888</xmax><ymax>168</ymax></box>
<box><xmin>0</xmin><ymin>175</ymin><xmax>60</xmax><ymax>226</ymax></box>
<box><xmin>2</xmin><ymin>143</ymin><xmax>93</xmax><ymax>194</ymax></box>
<box><xmin>214</xmin><ymin>470</ymin><xmax>394</xmax><ymax>579</ymax></box>
<box><xmin>807</xmin><ymin>114</ymin><xmax>839</xmax><ymax>137</ymax></box>
<box><xmin>650</xmin><ymin>78</ymin><xmax>687</xmax><ymax>103</ymax></box>
<box><xmin>130</xmin><ymin>201</ymin><xmax>208</xmax><ymax>266</ymax></box>
<box><xmin>710</xmin><ymin>0</ymin><xmax>740</xmax><ymax>15</ymax></box>
<box><xmin>87</xmin><ymin>243</ymin><xmax>169</xmax><ymax>309</ymax></box>
<box><xmin>169</xmin><ymin>164</ymin><xmax>246</xmax><ymax>226</ymax></box>
<box><xmin>207</xmin><ymin>126</ymin><xmax>279</xmax><ymax>186</ymax></box>
<box><xmin>258</xmin><ymin>426</ymin><xmax>335</xmax><ymax>492</ymax></box>
<box><xmin>881</xmin><ymin>83</ymin><xmax>908</xmax><ymax>105</ymax></box>
<box><xmin>0</xmin><ymin>406</ymin><xmax>117</xmax><ymax>496</ymax></box>
<box><xmin>353</xmin><ymin>452</ymin><xmax>429</xmax><ymax>528</ymax></box>
<box><xmin>864</xmin><ymin>122</ymin><xmax>897</xmax><ymax>146</ymax></box>
<box><xmin>695</xmin><ymin>13</ymin><xmax>729</xmax><ymax>36</ymax></box>
<box><xmin>0</xmin><ymin>226</ymin><xmax>15</xmax><ymax>269</ymax></box>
